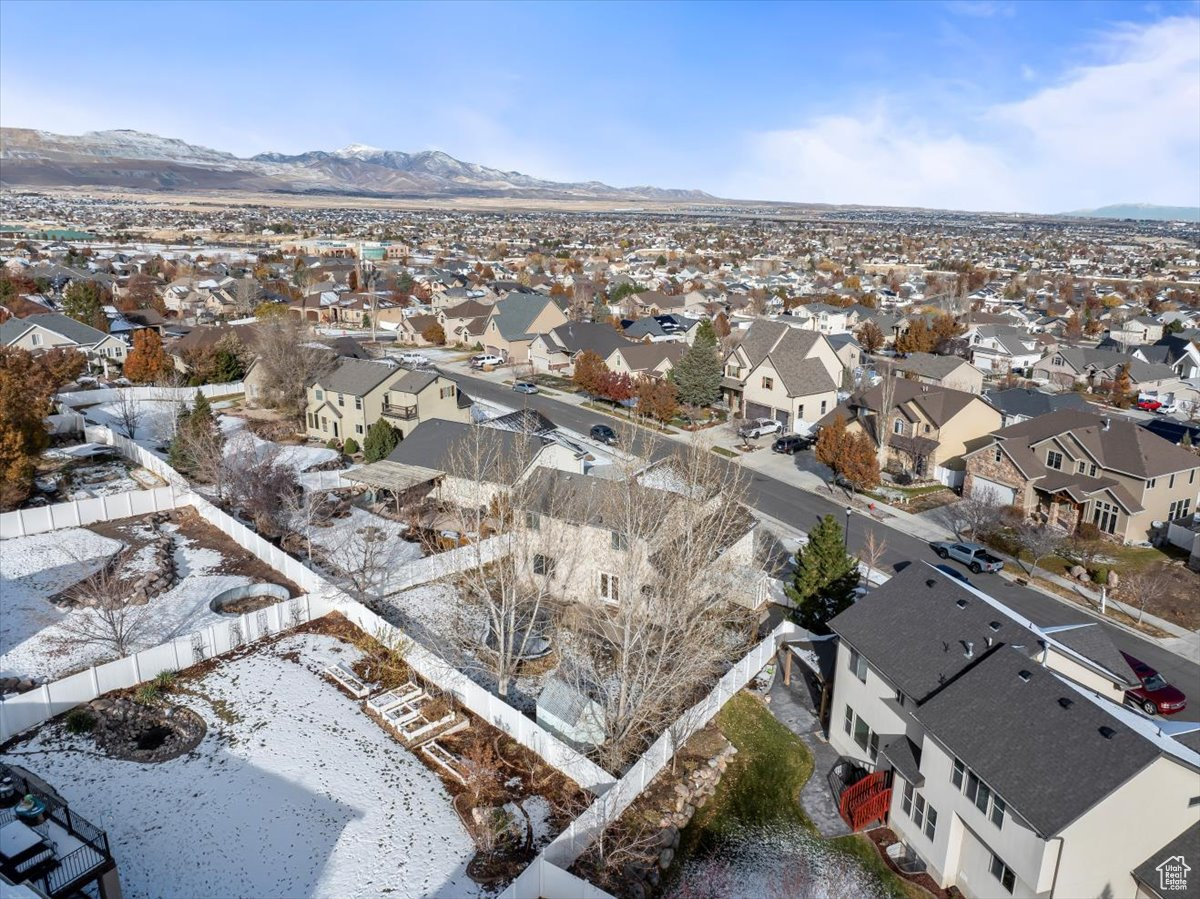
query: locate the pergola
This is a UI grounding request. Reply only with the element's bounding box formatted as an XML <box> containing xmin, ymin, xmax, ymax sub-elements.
<box><xmin>341</xmin><ymin>461</ymin><xmax>444</xmax><ymax>514</ymax></box>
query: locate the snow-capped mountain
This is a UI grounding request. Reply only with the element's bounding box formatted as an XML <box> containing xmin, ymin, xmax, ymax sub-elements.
<box><xmin>0</xmin><ymin>128</ymin><xmax>714</xmax><ymax>202</ymax></box>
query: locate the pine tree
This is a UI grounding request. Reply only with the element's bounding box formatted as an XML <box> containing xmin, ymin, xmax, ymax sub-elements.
<box><xmin>62</xmin><ymin>281</ymin><xmax>108</xmax><ymax>331</ymax></box>
<box><xmin>363</xmin><ymin>418</ymin><xmax>400</xmax><ymax>462</ymax></box>
<box><xmin>786</xmin><ymin>515</ymin><xmax>861</xmax><ymax>634</ymax></box>
<box><xmin>671</xmin><ymin>341</ymin><xmax>722</xmax><ymax>406</ymax></box>
<box><xmin>694</xmin><ymin>319</ymin><xmax>717</xmax><ymax>348</ymax></box>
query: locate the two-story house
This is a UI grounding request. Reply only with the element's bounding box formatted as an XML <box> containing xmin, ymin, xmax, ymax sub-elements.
<box><xmin>1031</xmin><ymin>348</ymin><xmax>1176</xmax><ymax>394</ymax></box>
<box><xmin>826</xmin><ymin>564</ymin><xmax>1199</xmax><ymax>899</ymax></box>
<box><xmin>0</xmin><ymin>312</ymin><xmax>128</xmax><ymax>371</ymax></box>
<box><xmin>822</xmin><ymin>378</ymin><xmax>1002</xmax><ymax>480</ymax></box>
<box><xmin>963</xmin><ymin>325</ymin><xmax>1042</xmax><ymax>374</ymax></box>
<box><xmin>605</xmin><ymin>342</ymin><xmax>685</xmax><ymax>380</ymax></box>
<box><xmin>879</xmin><ymin>353</ymin><xmax>985</xmax><ymax>394</ymax></box>
<box><xmin>1105</xmin><ymin>317</ymin><xmax>1164</xmax><ymax>347</ymax></box>
<box><xmin>304</xmin><ymin>358</ymin><xmax>469</xmax><ymax>443</ymax></box>
<box><xmin>722</xmin><ymin>320</ymin><xmax>843</xmax><ymax>431</ymax></box>
<box><xmin>963</xmin><ymin>409</ymin><xmax>1200</xmax><ymax>542</ymax></box>
<box><xmin>527</xmin><ymin>322</ymin><xmax>635</xmax><ymax>375</ymax></box>
<box><xmin>982</xmin><ymin>388</ymin><xmax>1091</xmax><ymax>427</ymax></box>
<box><xmin>620</xmin><ymin>314</ymin><xmax>700</xmax><ymax>345</ymax></box>
<box><xmin>481</xmin><ymin>293</ymin><xmax>568</xmax><ymax>363</ymax></box>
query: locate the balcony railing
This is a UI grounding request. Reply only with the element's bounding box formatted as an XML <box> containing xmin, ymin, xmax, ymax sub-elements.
<box><xmin>382</xmin><ymin>402</ymin><xmax>417</xmax><ymax>420</ymax></box>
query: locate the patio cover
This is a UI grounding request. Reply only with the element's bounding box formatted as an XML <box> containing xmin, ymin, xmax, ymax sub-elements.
<box><xmin>341</xmin><ymin>461</ymin><xmax>443</xmax><ymax>493</ymax></box>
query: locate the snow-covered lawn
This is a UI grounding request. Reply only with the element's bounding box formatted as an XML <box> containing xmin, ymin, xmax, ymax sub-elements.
<box><xmin>221</xmin><ymin>416</ymin><xmax>340</xmax><ymax>473</ymax></box>
<box><xmin>0</xmin><ymin>521</ymin><xmax>256</xmax><ymax>680</ymax></box>
<box><xmin>307</xmin><ymin>506</ymin><xmax>425</xmax><ymax>593</ymax></box>
<box><xmin>3</xmin><ymin>634</ymin><xmax>485</xmax><ymax>899</ymax></box>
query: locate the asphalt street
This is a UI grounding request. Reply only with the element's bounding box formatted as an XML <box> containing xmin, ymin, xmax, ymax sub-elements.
<box><xmin>452</xmin><ymin>371</ymin><xmax>1200</xmax><ymax>697</ymax></box>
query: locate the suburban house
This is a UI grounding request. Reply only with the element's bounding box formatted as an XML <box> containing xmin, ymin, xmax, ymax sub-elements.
<box><xmin>825</xmin><ymin>564</ymin><xmax>1200</xmax><ymax>899</ymax></box>
<box><xmin>822</xmin><ymin>378</ymin><xmax>1002</xmax><ymax>481</ymax></box>
<box><xmin>1132</xmin><ymin>335</ymin><xmax>1200</xmax><ymax>381</ymax></box>
<box><xmin>1105</xmin><ymin>317</ymin><xmax>1164</xmax><ymax>347</ymax></box>
<box><xmin>392</xmin><ymin>312</ymin><xmax>444</xmax><ymax>346</ymax></box>
<box><xmin>527</xmin><ymin>322</ymin><xmax>634</xmax><ymax>375</ymax></box>
<box><xmin>620</xmin><ymin>314</ymin><xmax>699</xmax><ymax>344</ymax></box>
<box><xmin>439</xmin><ymin>299</ymin><xmax>494</xmax><ymax>346</ymax></box>
<box><xmin>881</xmin><ymin>353</ymin><xmax>984</xmax><ymax>394</ymax></box>
<box><xmin>1031</xmin><ymin>348</ymin><xmax>1176</xmax><ymax>393</ymax></box>
<box><xmin>827</xmin><ymin>333</ymin><xmax>863</xmax><ymax>377</ymax></box>
<box><xmin>963</xmin><ymin>325</ymin><xmax>1043</xmax><ymax>374</ymax></box>
<box><xmin>304</xmin><ymin>358</ymin><xmax>469</xmax><ymax>443</ymax></box>
<box><xmin>722</xmin><ymin>319</ymin><xmax>843</xmax><ymax>431</ymax></box>
<box><xmin>983</xmin><ymin>388</ymin><xmax>1091</xmax><ymax>427</ymax></box>
<box><xmin>0</xmin><ymin>312</ymin><xmax>128</xmax><ymax>369</ymax></box>
<box><xmin>516</xmin><ymin>466</ymin><xmax>761</xmax><ymax>608</ymax></box>
<box><xmin>605</xmin><ymin>342</ymin><xmax>685</xmax><ymax>380</ymax></box>
<box><xmin>963</xmin><ymin>409</ymin><xmax>1200</xmax><ymax>542</ymax></box>
<box><xmin>786</xmin><ymin>302</ymin><xmax>859</xmax><ymax>335</ymax></box>
<box><xmin>481</xmin><ymin>293</ymin><xmax>568</xmax><ymax>363</ymax></box>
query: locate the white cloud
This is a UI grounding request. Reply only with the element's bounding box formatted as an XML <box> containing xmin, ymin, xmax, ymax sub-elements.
<box><xmin>726</xmin><ymin>15</ymin><xmax>1200</xmax><ymax>212</ymax></box>
<box><xmin>944</xmin><ymin>1</ymin><xmax>1016</xmax><ymax>18</ymax></box>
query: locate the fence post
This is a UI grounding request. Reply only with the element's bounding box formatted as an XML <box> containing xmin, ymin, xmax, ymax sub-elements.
<box><xmin>89</xmin><ymin>666</ymin><xmax>100</xmax><ymax>699</ymax></box>
<box><xmin>130</xmin><ymin>653</ymin><xmax>141</xmax><ymax>683</ymax></box>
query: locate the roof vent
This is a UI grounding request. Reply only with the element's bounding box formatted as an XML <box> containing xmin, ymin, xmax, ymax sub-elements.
<box><xmin>1102</xmin><ymin>417</ymin><xmax>1111</xmax><ymax>432</ymax></box>
<box><xmin>955</xmin><ymin>599</ymin><xmax>968</xmax><ymax>609</ymax></box>
<box><xmin>964</xmin><ymin>641</ymin><xmax>975</xmax><ymax>659</ymax></box>
<box><xmin>1099</xmin><ymin>726</ymin><xmax>1117</xmax><ymax>740</ymax></box>
<box><xmin>926</xmin><ymin>579</ymin><xmax>937</xmax><ymax>588</ymax></box>
<box><xmin>1018</xmin><ymin>669</ymin><xmax>1032</xmax><ymax>682</ymax></box>
<box><xmin>1058</xmin><ymin>697</ymin><xmax>1074</xmax><ymax>709</ymax></box>
<box><xmin>989</xmin><ymin>621</ymin><xmax>1002</xmax><ymax>632</ymax></box>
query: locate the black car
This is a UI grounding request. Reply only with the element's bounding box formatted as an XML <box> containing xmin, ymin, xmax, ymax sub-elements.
<box><xmin>772</xmin><ymin>433</ymin><xmax>814</xmax><ymax>454</ymax></box>
<box><xmin>590</xmin><ymin>424</ymin><xmax>618</xmax><ymax>445</ymax></box>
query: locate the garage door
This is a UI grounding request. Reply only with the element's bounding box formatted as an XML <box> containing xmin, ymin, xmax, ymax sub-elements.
<box><xmin>746</xmin><ymin>402</ymin><xmax>771</xmax><ymax>420</ymax></box>
<box><xmin>971</xmin><ymin>476</ymin><xmax>1015</xmax><ymax>506</ymax></box>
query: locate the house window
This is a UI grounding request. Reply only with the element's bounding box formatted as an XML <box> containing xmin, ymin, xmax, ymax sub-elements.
<box><xmin>1191</xmin><ymin>469</ymin><xmax>1196</xmax><ymax>484</ymax></box>
<box><xmin>599</xmin><ymin>573</ymin><xmax>620</xmax><ymax>604</ymax></box>
<box><xmin>441</xmin><ymin>386</ymin><xmax>455</xmax><ymax>399</ymax></box>
<box><xmin>1169</xmin><ymin>499</ymin><xmax>1191</xmax><ymax>521</ymax></box>
<box><xmin>31</xmin><ymin>333</ymin><xmax>43</xmax><ymax>347</ymax></box>
<box><xmin>355</xmin><ymin>396</ymin><xmax>362</xmax><ymax>410</ymax></box>
<box><xmin>893</xmin><ymin>419</ymin><xmax>905</xmax><ymax>435</ymax></box>
<box><xmin>1077</xmin><ymin>461</ymin><xmax>1086</xmax><ymax>474</ymax></box>
<box><xmin>989</xmin><ymin>854</ymin><xmax>1016</xmax><ymax>894</ymax></box>
<box><xmin>338</xmin><ymin>393</ymin><xmax>345</xmax><ymax>407</ymax></box>
<box><xmin>1089</xmin><ymin>464</ymin><xmax>1097</xmax><ymax>477</ymax></box>
<box><xmin>762</xmin><ymin>376</ymin><xmax>774</xmax><ymax>390</ymax></box>
<box><xmin>320</xmin><ymin>416</ymin><xmax>328</xmax><ymax>432</ymax></box>
<box><xmin>1093</xmin><ymin>500</ymin><xmax>1118</xmax><ymax>534</ymax></box>
<box><xmin>851</xmin><ymin>715</ymin><xmax>878</xmax><ymax>760</ymax></box>
<box><xmin>848</xmin><ymin>648</ymin><xmax>867</xmax><ymax>682</ymax></box>
<box><xmin>355</xmin><ymin>424</ymin><xmax>363</xmax><ymax>435</ymax></box>
<box><xmin>924</xmin><ymin>806</ymin><xmax>938</xmax><ymax>841</ymax></box>
<box><xmin>315</xmin><ymin>389</ymin><xmax>324</xmax><ymax>401</ymax></box>
<box><xmin>952</xmin><ymin>758</ymin><xmax>965</xmax><ymax>788</ymax></box>
<box><xmin>990</xmin><ymin>796</ymin><xmax>1007</xmax><ymax>828</ymax></box>
<box><xmin>820</xmin><ymin>400</ymin><xmax>827</xmax><ymax>414</ymax></box>
<box><xmin>1046</xmin><ymin>451</ymin><xmax>1063</xmax><ymax>470</ymax></box>
<box><xmin>1147</xmin><ymin>478</ymin><xmax>1156</xmax><ymax>489</ymax></box>
<box><xmin>843</xmin><ymin>705</ymin><xmax>854</xmax><ymax>737</ymax></box>
<box><xmin>797</xmin><ymin>404</ymin><xmax>804</xmax><ymax>418</ymax></box>
<box><xmin>1169</xmin><ymin>473</ymin><xmax>1175</xmax><ymax>489</ymax></box>
<box><xmin>525</xmin><ymin>511</ymin><xmax>540</xmax><ymax>530</ymax></box>
<box><xmin>924</xmin><ymin>424</ymin><xmax>931</xmax><ymax>434</ymax></box>
<box><xmin>533</xmin><ymin>554</ymin><xmax>555</xmax><ymax>577</ymax></box>
<box><xmin>901</xmin><ymin>781</ymin><xmax>914</xmax><ymax>817</ymax></box>
<box><xmin>1053</xmin><ymin>354</ymin><xmax>1064</xmax><ymax>366</ymax></box>
<box><xmin>307</xmin><ymin>413</ymin><xmax>316</xmax><ymax>429</ymax></box>
<box><xmin>611</xmin><ymin>530</ymin><xmax>629</xmax><ymax>551</ymax></box>
<box><xmin>993</xmin><ymin>445</ymin><xmax>1002</xmax><ymax>463</ymax></box>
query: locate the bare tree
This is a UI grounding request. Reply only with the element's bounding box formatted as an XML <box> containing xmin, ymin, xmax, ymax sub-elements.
<box><xmin>875</xmin><ymin>372</ymin><xmax>897</xmax><ymax>468</ymax></box>
<box><xmin>857</xmin><ymin>529</ymin><xmax>889</xmax><ymax>584</ymax></box>
<box><xmin>568</xmin><ymin>280</ymin><xmax>594</xmax><ymax>323</ymax></box>
<box><xmin>936</xmin><ymin>489</ymin><xmax>1004</xmax><ymax>540</ymax></box>
<box><xmin>1011</xmin><ymin>520</ymin><xmax>1068</xmax><ymax>582</ymax></box>
<box><xmin>113</xmin><ymin>390</ymin><xmax>145</xmax><ymax>440</ymax></box>
<box><xmin>52</xmin><ymin>553</ymin><xmax>152</xmax><ymax>660</ymax></box>
<box><xmin>320</xmin><ymin>515</ymin><xmax>411</xmax><ymax>605</ymax></box>
<box><xmin>283</xmin><ymin>486</ymin><xmax>332</xmax><ymax>562</ymax></box>
<box><xmin>252</xmin><ymin>316</ymin><xmax>329</xmax><ymax>422</ymax></box>
<box><xmin>1118</xmin><ymin>569</ymin><xmax>1169</xmax><ymax>625</ymax></box>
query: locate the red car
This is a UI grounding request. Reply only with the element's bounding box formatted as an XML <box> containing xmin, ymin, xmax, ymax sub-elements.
<box><xmin>1121</xmin><ymin>652</ymin><xmax>1186</xmax><ymax>716</ymax></box>
<box><xmin>1136</xmin><ymin>399</ymin><xmax>1162</xmax><ymax>412</ymax></box>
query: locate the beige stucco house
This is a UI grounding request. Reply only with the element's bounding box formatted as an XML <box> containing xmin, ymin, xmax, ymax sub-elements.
<box><xmin>963</xmin><ymin>409</ymin><xmax>1200</xmax><ymax>543</ymax></box>
<box><xmin>0</xmin><ymin>312</ymin><xmax>127</xmax><ymax>370</ymax></box>
<box><xmin>722</xmin><ymin>319</ymin><xmax>843</xmax><ymax>431</ymax></box>
<box><xmin>304</xmin><ymin>358</ymin><xmax>469</xmax><ymax>443</ymax></box>
<box><xmin>481</xmin><ymin>293</ymin><xmax>568</xmax><ymax>363</ymax></box>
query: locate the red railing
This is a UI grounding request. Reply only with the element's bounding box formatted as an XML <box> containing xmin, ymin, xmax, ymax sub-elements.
<box><xmin>838</xmin><ymin>770</ymin><xmax>892</xmax><ymax>831</ymax></box>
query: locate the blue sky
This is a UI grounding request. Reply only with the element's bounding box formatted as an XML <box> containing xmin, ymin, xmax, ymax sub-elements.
<box><xmin>2</xmin><ymin>0</ymin><xmax>1197</xmax><ymax>212</ymax></box>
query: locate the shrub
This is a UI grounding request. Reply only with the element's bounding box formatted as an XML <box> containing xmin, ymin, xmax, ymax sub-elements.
<box><xmin>342</xmin><ymin>437</ymin><xmax>360</xmax><ymax>455</ymax></box>
<box><xmin>65</xmin><ymin>708</ymin><xmax>96</xmax><ymax>734</ymax></box>
<box><xmin>1092</xmin><ymin>566</ymin><xmax>1110</xmax><ymax>586</ymax></box>
<box><xmin>152</xmin><ymin>670</ymin><xmax>177</xmax><ymax>691</ymax></box>
<box><xmin>325</xmin><ymin>438</ymin><xmax>341</xmax><ymax>450</ymax></box>
<box><xmin>134</xmin><ymin>684</ymin><xmax>161</xmax><ymax>705</ymax></box>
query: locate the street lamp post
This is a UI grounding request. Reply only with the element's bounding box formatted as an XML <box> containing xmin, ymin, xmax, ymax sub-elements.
<box><xmin>845</xmin><ymin>506</ymin><xmax>853</xmax><ymax>548</ymax></box>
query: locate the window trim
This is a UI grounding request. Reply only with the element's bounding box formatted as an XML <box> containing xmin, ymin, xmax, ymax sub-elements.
<box><xmin>1046</xmin><ymin>450</ymin><xmax>1063</xmax><ymax>470</ymax></box>
<box><xmin>989</xmin><ymin>853</ymin><xmax>1016</xmax><ymax>894</ymax></box>
<box><xmin>849</xmin><ymin>647</ymin><xmax>867</xmax><ymax>683</ymax></box>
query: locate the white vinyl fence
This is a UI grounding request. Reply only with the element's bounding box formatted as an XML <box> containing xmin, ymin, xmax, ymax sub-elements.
<box><xmin>384</xmin><ymin>536</ymin><xmax>514</xmax><ymax>596</ymax></box>
<box><xmin>57</xmin><ymin>382</ymin><xmax>245</xmax><ymax>410</ymax></box>
<box><xmin>0</xmin><ymin>593</ymin><xmax>325</xmax><ymax>742</ymax></box>
<box><xmin>0</xmin><ymin>485</ymin><xmax>186</xmax><ymax>539</ymax></box>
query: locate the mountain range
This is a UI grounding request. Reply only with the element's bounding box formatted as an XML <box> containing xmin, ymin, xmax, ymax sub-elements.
<box><xmin>0</xmin><ymin>128</ymin><xmax>714</xmax><ymax>202</ymax></box>
<box><xmin>1065</xmin><ymin>203</ymin><xmax>1200</xmax><ymax>223</ymax></box>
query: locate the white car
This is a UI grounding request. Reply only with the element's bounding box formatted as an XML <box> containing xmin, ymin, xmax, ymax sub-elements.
<box><xmin>398</xmin><ymin>352</ymin><xmax>428</xmax><ymax>367</ymax></box>
<box><xmin>738</xmin><ymin>417</ymin><xmax>783</xmax><ymax>439</ymax></box>
<box><xmin>471</xmin><ymin>354</ymin><xmax>505</xmax><ymax>369</ymax></box>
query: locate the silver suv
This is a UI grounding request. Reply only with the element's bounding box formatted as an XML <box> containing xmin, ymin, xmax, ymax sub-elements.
<box><xmin>738</xmin><ymin>417</ymin><xmax>783</xmax><ymax>439</ymax></box>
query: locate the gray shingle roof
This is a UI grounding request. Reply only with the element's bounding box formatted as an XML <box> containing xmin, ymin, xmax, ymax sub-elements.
<box><xmin>984</xmin><ymin>387</ymin><xmax>1090</xmax><ymax>420</ymax></box>
<box><xmin>541</xmin><ymin>321</ymin><xmax>633</xmax><ymax>358</ymax></box>
<box><xmin>6</xmin><ymin>312</ymin><xmax>108</xmax><ymax>347</ymax></box>
<box><xmin>489</xmin><ymin>293</ymin><xmax>556</xmax><ymax>340</ymax></box>
<box><xmin>316</xmin><ymin>358</ymin><xmax>399</xmax><ymax>396</ymax></box>
<box><xmin>915</xmin><ymin>647</ymin><xmax>1163</xmax><ymax>836</ymax></box>
<box><xmin>388</xmin><ymin>369</ymin><xmax>439</xmax><ymax>395</ymax></box>
<box><xmin>386</xmin><ymin>420</ymin><xmax>550</xmax><ymax>480</ymax></box>
<box><xmin>1132</xmin><ymin>822</ymin><xmax>1200</xmax><ymax>899</ymax></box>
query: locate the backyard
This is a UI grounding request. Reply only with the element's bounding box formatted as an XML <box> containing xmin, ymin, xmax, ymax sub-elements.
<box><xmin>0</xmin><ymin>632</ymin><xmax>488</xmax><ymax>899</ymax></box>
<box><xmin>667</xmin><ymin>692</ymin><xmax>921</xmax><ymax>899</ymax></box>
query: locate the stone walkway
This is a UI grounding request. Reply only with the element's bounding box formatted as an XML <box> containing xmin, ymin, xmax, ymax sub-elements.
<box><xmin>766</xmin><ymin>672</ymin><xmax>850</xmax><ymax>838</ymax></box>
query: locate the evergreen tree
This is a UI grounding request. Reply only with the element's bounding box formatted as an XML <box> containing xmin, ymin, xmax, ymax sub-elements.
<box><xmin>62</xmin><ymin>281</ymin><xmax>108</xmax><ymax>331</ymax></box>
<box><xmin>363</xmin><ymin>418</ymin><xmax>400</xmax><ymax>462</ymax></box>
<box><xmin>670</xmin><ymin>341</ymin><xmax>722</xmax><ymax>406</ymax></box>
<box><xmin>694</xmin><ymin>319</ymin><xmax>717</xmax><ymax>348</ymax></box>
<box><xmin>786</xmin><ymin>515</ymin><xmax>861</xmax><ymax>634</ymax></box>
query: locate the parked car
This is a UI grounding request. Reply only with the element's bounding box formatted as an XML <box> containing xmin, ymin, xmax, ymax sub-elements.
<box><xmin>772</xmin><ymin>433</ymin><xmax>814</xmax><ymax>454</ymax></box>
<box><xmin>470</xmin><ymin>353</ymin><xmax>504</xmax><ymax>369</ymax></box>
<box><xmin>398</xmin><ymin>352</ymin><xmax>429</xmax><ymax>367</ymax></box>
<box><xmin>512</xmin><ymin>381</ymin><xmax>539</xmax><ymax>395</ymax></box>
<box><xmin>1136</xmin><ymin>398</ymin><xmax>1162</xmax><ymax>412</ymax></box>
<box><xmin>1121</xmin><ymin>652</ymin><xmax>1187</xmax><ymax>716</ymax></box>
<box><xmin>1157</xmin><ymin>401</ymin><xmax>1178</xmax><ymax>414</ymax></box>
<box><xmin>738</xmin><ymin>417</ymin><xmax>783</xmax><ymax>439</ymax></box>
<box><xmin>929</xmin><ymin>540</ymin><xmax>1004</xmax><ymax>574</ymax></box>
<box><xmin>590</xmin><ymin>424</ymin><xmax>618</xmax><ymax>446</ymax></box>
